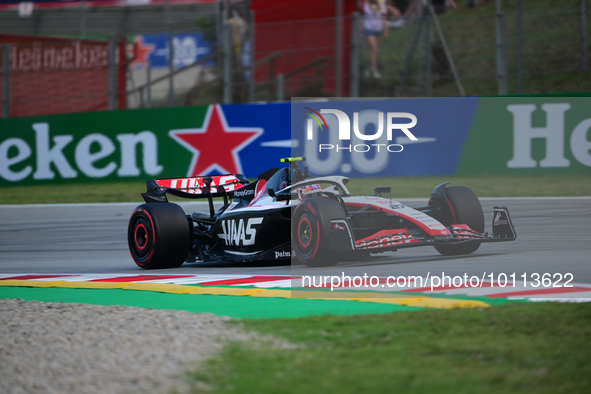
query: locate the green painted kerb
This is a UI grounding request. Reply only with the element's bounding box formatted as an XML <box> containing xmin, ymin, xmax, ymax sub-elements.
<box><xmin>0</xmin><ymin>287</ymin><xmax>421</xmax><ymax>319</ymax></box>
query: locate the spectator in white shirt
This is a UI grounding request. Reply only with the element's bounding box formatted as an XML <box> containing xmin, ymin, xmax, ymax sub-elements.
<box><xmin>363</xmin><ymin>0</ymin><xmax>389</xmax><ymax>78</ymax></box>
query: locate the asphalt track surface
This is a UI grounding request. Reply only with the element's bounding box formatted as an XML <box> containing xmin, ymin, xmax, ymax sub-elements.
<box><xmin>1</xmin><ymin>198</ymin><xmax>590</xmax><ymax>285</ymax></box>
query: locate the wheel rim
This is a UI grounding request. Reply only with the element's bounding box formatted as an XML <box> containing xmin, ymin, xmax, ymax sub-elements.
<box><xmin>132</xmin><ymin>218</ymin><xmax>151</xmax><ymax>259</ymax></box>
<box><xmin>296</xmin><ymin>213</ymin><xmax>317</xmax><ymax>258</ymax></box>
<box><xmin>135</xmin><ymin>223</ymin><xmax>148</xmax><ymax>250</ymax></box>
<box><xmin>298</xmin><ymin>217</ymin><xmax>311</xmax><ymax>247</ymax></box>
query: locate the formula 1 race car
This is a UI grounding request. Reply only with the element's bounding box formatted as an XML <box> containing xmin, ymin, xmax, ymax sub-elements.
<box><xmin>127</xmin><ymin>157</ymin><xmax>516</xmax><ymax>269</ymax></box>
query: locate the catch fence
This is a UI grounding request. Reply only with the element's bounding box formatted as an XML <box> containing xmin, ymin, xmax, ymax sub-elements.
<box><xmin>0</xmin><ymin>0</ymin><xmax>589</xmax><ymax>118</ymax></box>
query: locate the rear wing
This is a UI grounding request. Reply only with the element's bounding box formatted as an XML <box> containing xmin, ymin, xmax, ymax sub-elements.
<box><xmin>142</xmin><ymin>174</ymin><xmax>249</xmax><ymax>215</ymax></box>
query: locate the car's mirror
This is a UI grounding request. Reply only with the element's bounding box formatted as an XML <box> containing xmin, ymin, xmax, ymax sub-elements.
<box><xmin>374</xmin><ymin>186</ymin><xmax>391</xmax><ymax>196</ymax></box>
<box><xmin>274</xmin><ymin>191</ymin><xmax>292</xmax><ymax>202</ymax></box>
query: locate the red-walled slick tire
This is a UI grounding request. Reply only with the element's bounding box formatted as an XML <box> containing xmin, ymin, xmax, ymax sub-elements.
<box><xmin>128</xmin><ymin>203</ymin><xmax>192</xmax><ymax>269</ymax></box>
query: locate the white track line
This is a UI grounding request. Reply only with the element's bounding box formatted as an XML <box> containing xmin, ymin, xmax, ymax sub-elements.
<box><xmin>2</xmin><ymin>274</ymin><xmax>590</xmax><ymax>302</ymax></box>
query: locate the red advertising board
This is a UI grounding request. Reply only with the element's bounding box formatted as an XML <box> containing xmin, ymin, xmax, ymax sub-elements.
<box><xmin>250</xmin><ymin>0</ymin><xmax>357</xmax><ymax>96</ymax></box>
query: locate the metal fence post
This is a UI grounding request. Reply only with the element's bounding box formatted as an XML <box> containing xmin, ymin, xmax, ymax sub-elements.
<box><xmin>80</xmin><ymin>0</ymin><xmax>87</xmax><ymax>38</ymax></box>
<box><xmin>425</xmin><ymin>9</ymin><xmax>432</xmax><ymax>97</ymax></box>
<box><xmin>517</xmin><ymin>0</ymin><xmax>523</xmax><ymax>94</ymax></box>
<box><xmin>223</xmin><ymin>22</ymin><xmax>233</xmax><ymax>104</ymax></box>
<box><xmin>1</xmin><ymin>44</ymin><xmax>10</xmax><ymax>119</ymax></box>
<box><xmin>166</xmin><ymin>0</ymin><xmax>175</xmax><ymax>108</ymax></box>
<box><xmin>277</xmin><ymin>73</ymin><xmax>284</xmax><ymax>102</ymax></box>
<box><xmin>418</xmin><ymin>24</ymin><xmax>424</xmax><ymax>86</ymax></box>
<box><xmin>335</xmin><ymin>0</ymin><xmax>342</xmax><ymax>97</ymax></box>
<box><xmin>350</xmin><ymin>12</ymin><xmax>359</xmax><ymax>97</ymax></box>
<box><xmin>495</xmin><ymin>0</ymin><xmax>508</xmax><ymax>95</ymax></box>
<box><xmin>146</xmin><ymin>62</ymin><xmax>152</xmax><ymax>108</ymax></box>
<box><xmin>168</xmin><ymin>30</ymin><xmax>175</xmax><ymax>107</ymax></box>
<box><xmin>108</xmin><ymin>36</ymin><xmax>117</xmax><ymax>110</ymax></box>
<box><xmin>580</xmin><ymin>0</ymin><xmax>588</xmax><ymax>71</ymax></box>
<box><xmin>398</xmin><ymin>1</ymin><xmax>425</xmax><ymax>97</ymax></box>
<box><xmin>249</xmin><ymin>10</ymin><xmax>256</xmax><ymax>102</ymax></box>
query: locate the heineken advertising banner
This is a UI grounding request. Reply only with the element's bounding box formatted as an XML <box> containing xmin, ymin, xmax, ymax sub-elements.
<box><xmin>1</xmin><ymin>97</ymin><xmax>590</xmax><ymax>187</ymax></box>
<box><xmin>0</xmin><ymin>104</ymin><xmax>290</xmax><ymax>187</ymax></box>
<box><xmin>456</xmin><ymin>97</ymin><xmax>591</xmax><ymax>175</ymax></box>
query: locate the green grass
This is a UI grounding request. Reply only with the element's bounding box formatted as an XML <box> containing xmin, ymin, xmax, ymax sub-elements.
<box><xmin>0</xmin><ymin>180</ymin><xmax>147</xmax><ymax>205</ymax></box>
<box><xmin>1</xmin><ymin>173</ymin><xmax>589</xmax><ymax>204</ymax></box>
<box><xmin>187</xmin><ymin>302</ymin><xmax>591</xmax><ymax>394</ymax></box>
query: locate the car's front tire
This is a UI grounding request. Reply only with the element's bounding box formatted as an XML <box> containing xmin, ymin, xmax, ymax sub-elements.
<box><xmin>128</xmin><ymin>203</ymin><xmax>192</xmax><ymax>269</ymax></box>
<box><xmin>434</xmin><ymin>186</ymin><xmax>484</xmax><ymax>256</ymax></box>
<box><xmin>292</xmin><ymin>197</ymin><xmax>345</xmax><ymax>267</ymax></box>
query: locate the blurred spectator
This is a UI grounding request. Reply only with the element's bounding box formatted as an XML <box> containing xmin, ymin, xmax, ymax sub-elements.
<box><xmin>227</xmin><ymin>7</ymin><xmax>247</xmax><ymax>60</ymax></box>
<box><xmin>386</xmin><ymin>0</ymin><xmax>406</xmax><ymax>28</ymax></box>
<box><xmin>227</xmin><ymin>7</ymin><xmax>251</xmax><ymax>80</ymax></box>
<box><xmin>400</xmin><ymin>0</ymin><xmax>457</xmax><ymax>22</ymax></box>
<box><xmin>432</xmin><ymin>0</ymin><xmax>458</xmax><ymax>14</ymax></box>
<box><xmin>397</xmin><ymin>0</ymin><xmax>422</xmax><ymax>22</ymax></box>
<box><xmin>363</xmin><ymin>0</ymin><xmax>388</xmax><ymax>78</ymax></box>
<box><xmin>392</xmin><ymin>0</ymin><xmax>410</xmax><ymax>15</ymax></box>
<box><xmin>385</xmin><ymin>0</ymin><xmax>402</xmax><ymax>18</ymax></box>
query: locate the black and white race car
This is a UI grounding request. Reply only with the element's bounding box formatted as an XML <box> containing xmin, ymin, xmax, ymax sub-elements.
<box><xmin>127</xmin><ymin>157</ymin><xmax>516</xmax><ymax>268</ymax></box>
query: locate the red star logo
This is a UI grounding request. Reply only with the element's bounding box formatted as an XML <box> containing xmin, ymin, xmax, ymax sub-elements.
<box><xmin>169</xmin><ymin>105</ymin><xmax>263</xmax><ymax>176</ymax></box>
<box><xmin>131</xmin><ymin>36</ymin><xmax>155</xmax><ymax>69</ymax></box>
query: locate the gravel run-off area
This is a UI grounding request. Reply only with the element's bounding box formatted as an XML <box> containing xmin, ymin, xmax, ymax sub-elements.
<box><xmin>0</xmin><ymin>299</ymin><xmax>260</xmax><ymax>394</ymax></box>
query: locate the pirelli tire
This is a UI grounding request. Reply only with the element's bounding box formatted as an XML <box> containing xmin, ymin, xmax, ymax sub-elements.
<box><xmin>128</xmin><ymin>203</ymin><xmax>192</xmax><ymax>269</ymax></box>
<box><xmin>435</xmin><ymin>186</ymin><xmax>485</xmax><ymax>256</ymax></box>
<box><xmin>292</xmin><ymin>197</ymin><xmax>345</xmax><ymax>267</ymax></box>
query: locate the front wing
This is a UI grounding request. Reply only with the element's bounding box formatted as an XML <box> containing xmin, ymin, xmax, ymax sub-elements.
<box><xmin>330</xmin><ymin>206</ymin><xmax>516</xmax><ymax>253</ymax></box>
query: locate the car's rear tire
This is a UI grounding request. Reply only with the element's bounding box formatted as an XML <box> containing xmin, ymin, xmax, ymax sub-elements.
<box><xmin>292</xmin><ymin>197</ymin><xmax>345</xmax><ymax>267</ymax></box>
<box><xmin>128</xmin><ymin>203</ymin><xmax>192</xmax><ymax>269</ymax></box>
<box><xmin>434</xmin><ymin>186</ymin><xmax>484</xmax><ymax>256</ymax></box>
